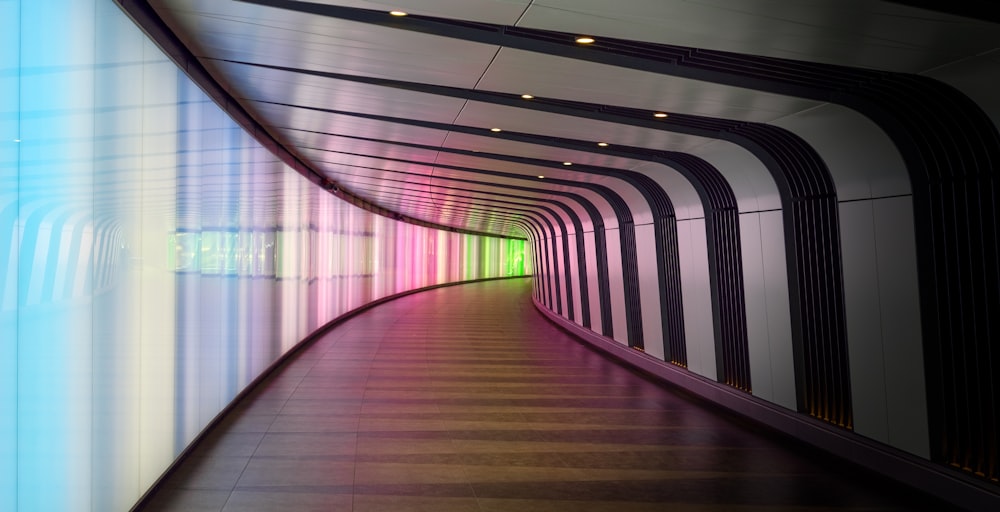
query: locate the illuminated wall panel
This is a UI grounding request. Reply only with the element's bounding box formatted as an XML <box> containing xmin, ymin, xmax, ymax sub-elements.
<box><xmin>0</xmin><ymin>2</ymin><xmax>528</xmax><ymax>510</ymax></box>
<box><xmin>1</xmin><ymin>1</ymin><xmax>19</xmax><ymax>509</ymax></box>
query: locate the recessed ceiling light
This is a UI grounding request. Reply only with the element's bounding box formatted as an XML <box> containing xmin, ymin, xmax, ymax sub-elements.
<box><xmin>490</xmin><ymin>127</ymin><xmax>502</xmax><ymax>132</ymax></box>
<box><xmin>13</xmin><ymin>139</ymin><xmax>21</xmax><ymax>143</ymax></box>
<box><xmin>597</xmin><ymin>142</ymin><xmax>609</xmax><ymax>147</ymax></box>
<box><xmin>562</xmin><ymin>162</ymin><xmax>572</xmax><ymax>166</ymax></box>
<box><xmin>653</xmin><ymin>112</ymin><xmax>669</xmax><ymax>118</ymax></box>
<box><xmin>389</xmin><ymin>10</ymin><xmax>408</xmax><ymax>16</ymax></box>
<box><xmin>537</xmin><ymin>175</ymin><xmax>545</xmax><ymax>179</ymax></box>
<box><xmin>521</xmin><ymin>94</ymin><xmax>534</xmax><ymax>99</ymax></box>
<box><xmin>575</xmin><ymin>36</ymin><xmax>595</xmax><ymax>44</ymax></box>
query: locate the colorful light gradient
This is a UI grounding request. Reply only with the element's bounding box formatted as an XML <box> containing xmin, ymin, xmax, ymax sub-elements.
<box><xmin>0</xmin><ymin>1</ymin><xmax>528</xmax><ymax>510</ymax></box>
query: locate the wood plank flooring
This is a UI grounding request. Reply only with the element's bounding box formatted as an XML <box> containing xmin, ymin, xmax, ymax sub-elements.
<box><xmin>140</xmin><ymin>277</ymin><xmax>949</xmax><ymax>511</ymax></box>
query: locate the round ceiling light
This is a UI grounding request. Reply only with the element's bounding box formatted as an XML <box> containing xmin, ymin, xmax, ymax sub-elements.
<box><xmin>490</xmin><ymin>127</ymin><xmax>502</xmax><ymax>132</ymax></box>
<box><xmin>389</xmin><ymin>10</ymin><xmax>408</xmax><ymax>16</ymax></box>
<box><xmin>575</xmin><ymin>36</ymin><xmax>595</xmax><ymax>44</ymax></box>
<box><xmin>521</xmin><ymin>94</ymin><xmax>534</xmax><ymax>99</ymax></box>
<box><xmin>653</xmin><ymin>112</ymin><xmax>669</xmax><ymax>118</ymax></box>
<box><xmin>597</xmin><ymin>142</ymin><xmax>609</xmax><ymax>147</ymax></box>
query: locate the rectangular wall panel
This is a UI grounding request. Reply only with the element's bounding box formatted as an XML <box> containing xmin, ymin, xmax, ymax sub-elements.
<box><xmin>872</xmin><ymin>196</ymin><xmax>929</xmax><ymax>458</ymax></box>
<box><xmin>839</xmin><ymin>196</ymin><xmax>928</xmax><ymax>456</ymax></box>
<box><xmin>583</xmin><ymin>231</ymin><xmax>602</xmax><ymax>334</ymax></box>
<box><xmin>741</xmin><ymin>213</ymin><xmax>774</xmax><ymax>401</ymax></box>
<box><xmin>634</xmin><ymin>223</ymin><xmax>664</xmax><ymax>360</ymax></box>
<box><xmin>677</xmin><ymin>219</ymin><xmax>716</xmax><ymax>379</ymax></box>
<box><xmin>604</xmin><ymin>228</ymin><xmax>628</xmax><ymax>345</ymax></box>
<box><xmin>566</xmin><ymin>233</ymin><xmax>583</xmax><ymax>327</ymax></box>
<box><xmin>840</xmin><ymin>200</ymin><xmax>890</xmax><ymax>442</ymax></box>
<box><xmin>741</xmin><ymin>212</ymin><xmax>797</xmax><ymax>410</ymax></box>
<box><xmin>543</xmin><ymin>235</ymin><xmax>557</xmax><ymax>309</ymax></box>
<box><xmin>758</xmin><ymin>211</ymin><xmax>796</xmax><ymax>410</ymax></box>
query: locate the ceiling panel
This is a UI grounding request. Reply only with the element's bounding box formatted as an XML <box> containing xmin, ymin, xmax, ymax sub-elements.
<box><xmin>520</xmin><ymin>0</ymin><xmax>1000</xmax><ymax>73</ymax></box>
<box><xmin>153</xmin><ymin>0</ymin><xmax>502</xmax><ymax>88</ymax></box>
<box><xmin>251</xmin><ymin>102</ymin><xmax>453</xmax><ymax>147</ymax></box>
<box><xmin>453</xmin><ymin>101</ymin><xmax>715</xmax><ymax>153</ymax></box>
<box><xmin>284</xmin><ymin>131</ymin><xmax>442</xmax><ymax>163</ymax></box>
<box><xmin>440</xmin><ymin>132</ymin><xmax>674</xmax><ymax>170</ymax></box>
<box><xmin>208</xmin><ymin>61</ymin><xmax>470</xmax><ymax>124</ymax></box>
<box><xmin>478</xmin><ymin>48</ymin><xmax>822</xmax><ymax>123</ymax></box>
<box><xmin>299</xmin><ymin>148</ymin><xmax>438</xmax><ymax>176</ymax></box>
<box><xmin>312</xmin><ymin>0</ymin><xmax>532</xmax><ymax>25</ymax></box>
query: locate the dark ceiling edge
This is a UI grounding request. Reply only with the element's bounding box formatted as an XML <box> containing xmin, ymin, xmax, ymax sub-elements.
<box><xmin>881</xmin><ymin>0</ymin><xmax>1000</xmax><ymax>24</ymax></box>
<box><xmin>111</xmin><ymin>0</ymin><xmax>525</xmax><ymax>241</ymax></box>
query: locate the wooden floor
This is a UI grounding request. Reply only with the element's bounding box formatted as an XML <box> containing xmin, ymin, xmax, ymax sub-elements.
<box><xmin>141</xmin><ymin>277</ymin><xmax>946</xmax><ymax>511</ymax></box>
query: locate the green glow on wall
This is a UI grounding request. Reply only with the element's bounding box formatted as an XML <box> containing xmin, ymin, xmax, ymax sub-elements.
<box><xmin>506</xmin><ymin>239</ymin><xmax>525</xmax><ymax>276</ymax></box>
<box><xmin>484</xmin><ymin>237</ymin><xmax>494</xmax><ymax>275</ymax></box>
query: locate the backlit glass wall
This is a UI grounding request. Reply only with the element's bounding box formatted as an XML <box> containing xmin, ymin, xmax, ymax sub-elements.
<box><xmin>0</xmin><ymin>2</ymin><xmax>528</xmax><ymax>510</ymax></box>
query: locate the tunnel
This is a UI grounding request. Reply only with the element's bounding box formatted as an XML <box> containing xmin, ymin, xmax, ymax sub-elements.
<box><xmin>1</xmin><ymin>1</ymin><xmax>999</xmax><ymax>510</ymax></box>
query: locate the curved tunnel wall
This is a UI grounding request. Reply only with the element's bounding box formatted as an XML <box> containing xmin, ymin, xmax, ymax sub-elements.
<box><xmin>524</xmin><ymin>42</ymin><xmax>1000</xmax><ymax>496</ymax></box>
<box><xmin>0</xmin><ymin>3</ymin><xmax>529</xmax><ymax>510</ymax></box>
<box><xmin>196</xmin><ymin>0</ymin><xmax>999</xmax><ymax>496</ymax></box>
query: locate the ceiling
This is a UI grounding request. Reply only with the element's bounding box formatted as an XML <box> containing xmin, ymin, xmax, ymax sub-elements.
<box><xmin>142</xmin><ymin>0</ymin><xmax>1000</xmax><ymax>239</ymax></box>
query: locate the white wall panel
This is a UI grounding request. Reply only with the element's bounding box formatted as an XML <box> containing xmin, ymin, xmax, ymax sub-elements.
<box><xmin>634</xmin><ymin>223</ymin><xmax>664</xmax><ymax>360</ymax></box>
<box><xmin>677</xmin><ymin>219</ymin><xmax>716</xmax><ymax>379</ymax></box>
<box><xmin>840</xmin><ymin>201</ymin><xmax>890</xmax><ymax>442</ymax></box>
<box><xmin>604</xmin><ymin>228</ymin><xmax>628</xmax><ymax>345</ymax></box>
<box><xmin>873</xmin><ymin>196</ymin><xmax>929</xmax><ymax>458</ymax></box>
<box><xmin>839</xmin><ymin>196</ymin><xmax>928</xmax><ymax>456</ymax></box>
<box><xmin>583</xmin><ymin>231</ymin><xmax>602</xmax><ymax>334</ymax></box>
<box><xmin>741</xmin><ymin>211</ymin><xmax>796</xmax><ymax>409</ymax></box>
<box><xmin>740</xmin><ymin>213</ymin><xmax>773</xmax><ymax>400</ymax></box>
<box><xmin>759</xmin><ymin>210</ymin><xmax>796</xmax><ymax>409</ymax></box>
<box><xmin>546</xmin><ymin>235</ymin><xmax>558</xmax><ymax>310</ymax></box>
<box><xmin>566</xmin><ymin>233</ymin><xmax>583</xmax><ymax>326</ymax></box>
